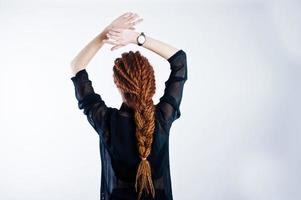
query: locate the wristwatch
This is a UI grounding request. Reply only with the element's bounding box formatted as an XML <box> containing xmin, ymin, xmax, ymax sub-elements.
<box><xmin>136</xmin><ymin>32</ymin><xmax>146</xmax><ymax>46</ymax></box>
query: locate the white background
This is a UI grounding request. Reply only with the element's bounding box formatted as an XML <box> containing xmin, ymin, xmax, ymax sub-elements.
<box><xmin>0</xmin><ymin>0</ymin><xmax>300</xmax><ymax>199</ymax></box>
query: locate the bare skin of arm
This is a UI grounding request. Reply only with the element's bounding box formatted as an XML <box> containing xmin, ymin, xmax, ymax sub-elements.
<box><xmin>70</xmin><ymin>12</ymin><xmax>143</xmax><ymax>76</ymax></box>
<box><xmin>104</xmin><ymin>28</ymin><xmax>179</xmax><ymax>60</ymax></box>
<box><xmin>70</xmin><ymin>32</ymin><xmax>106</xmax><ymax>76</ymax></box>
<box><xmin>132</xmin><ymin>32</ymin><xmax>179</xmax><ymax>60</ymax></box>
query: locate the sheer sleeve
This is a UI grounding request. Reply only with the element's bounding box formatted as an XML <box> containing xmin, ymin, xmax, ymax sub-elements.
<box><xmin>70</xmin><ymin>69</ymin><xmax>112</xmax><ymax>137</ymax></box>
<box><xmin>156</xmin><ymin>49</ymin><xmax>188</xmax><ymax>125</ymax></box>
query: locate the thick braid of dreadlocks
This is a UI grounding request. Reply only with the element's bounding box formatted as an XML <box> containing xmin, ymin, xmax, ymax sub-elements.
<box><xmin>113</xmin><ymin>51</ymin><xmax>156</xmax><ymax>200</ymax></box>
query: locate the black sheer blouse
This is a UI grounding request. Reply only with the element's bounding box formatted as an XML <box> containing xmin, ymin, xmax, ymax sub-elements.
<box><xmin>70</xmin><ymin>49</ymin><xmax>188</xmax><ymax>200</ymax></box>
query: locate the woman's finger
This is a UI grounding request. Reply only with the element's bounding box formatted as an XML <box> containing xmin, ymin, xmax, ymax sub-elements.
<box><xmin>103</xmin><ymin>40</ymin><xmax>115</xmax><ymax>45</ymax></box>
<box><xmin>128</xmin><ymin>13</ymin><xmax>138</xmax><ymax>20</ymax></box>
<box><xmin>111</xmin><ymin>44</ymin><xmax>124</xmax><ymax>51</ymax></box>
<box><xmin>125</xmin><ymin>14</ymin><xmax>138</xmax><ymax>23</ymax></box>
<box><xmin>107</xmin><ymin>34</ymin><xmax>120</xmax><ymax>41</ymax></box>
<box><xmin>132</xmin><ymin>18</ymin><xmax>143</xmax><ymax>26</ymax></box>
<box><xmin>123</xmin><ymin>12</ymin><xmax>134</xmax><ymax>19</ymax></box>
<box><xmin>122</xmin><ymin>12</ymin><xmax>132</xmax><ymax>18</ymax></box>
<box><xmin>111</xmin><ymin>45</ymin><xmax>119</xmax><ymax>51</ymax></box>
<box><xmin>103</xmin><ymin>39</ymin><xmax>119</xmax><ymax>45</ymax></box>
<box><xmin>106</xmin><ymin>31</ymin><xmax>119</xmax><ymax>38</ymax></box>
<box><xmin>109</xmin><ymin>28</ymin><xmax>123</xmax><ymax>33</ymax></box>
<box><xmin>108</xmin><ymin>31</ymin><xmax>120</xmax><ymax>36</ymax></box>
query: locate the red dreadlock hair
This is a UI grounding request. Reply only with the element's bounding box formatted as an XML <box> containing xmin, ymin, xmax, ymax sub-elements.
<box><xmin>113</xmin><ymin>50</ymin><xmax>156</xmax><ymax>200</ymax></box>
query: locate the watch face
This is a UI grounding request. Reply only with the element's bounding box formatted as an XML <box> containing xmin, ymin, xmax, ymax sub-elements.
<box><xmin>138</xmin><ymin>35</ymin><xmax>145</xmax><ymax>43</ymax></box>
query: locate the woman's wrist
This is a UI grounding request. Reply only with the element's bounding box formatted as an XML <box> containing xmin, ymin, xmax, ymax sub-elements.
<box><xmin>130</xmin><ymin>31</ymin><xmax>140</xmax><ymax>45</ymax></box>
<box><xmin>100</xmin><ymin>28</ymin><xmax>109</xmax><ymax>40</ymax></box>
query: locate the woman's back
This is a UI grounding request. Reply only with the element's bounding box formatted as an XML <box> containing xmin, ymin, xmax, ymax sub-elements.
<box><xmin>108</xmin><ymin>103</ymin><xmax>169</xmax><ymax>182</ymax></box>
<box><xmin>102</xmin><ymin>103</ymin><xmax>172</xmax><ymax>200</ymax></box>
<box><xmin>70</xmin><ymin>28</ymin><xmax>187</xmax><ymax>199</ymax></box>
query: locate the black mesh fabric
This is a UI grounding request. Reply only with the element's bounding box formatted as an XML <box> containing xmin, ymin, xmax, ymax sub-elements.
<box><xmin>70</xmin><ymin>49</ymin><xmax>188</xmax><ymax>200</ymax></box>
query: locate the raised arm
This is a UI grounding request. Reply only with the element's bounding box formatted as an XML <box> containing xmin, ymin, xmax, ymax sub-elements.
<box><xmin>130</xmin><ymin>32</ymin><xmax>180</xmax><ymax>60</ymax></box>
<box><xmin>70</xmin><ymin>32</ymin><xmax>106</xmax><ymax>76</ymax></box>
<box><xmin>70</xmin><ymin>12</ymin><xmax>144</xmax><ymax>138</ymax></box>
<box><xmin>70</xmin><ymin>12</ymin><xmax>143</xmax><ymax>75</ymax></box>
<box><xmin>131</xmin><ymin>32</ymin><xmax>187</xmax><ymax>124</ymax></box>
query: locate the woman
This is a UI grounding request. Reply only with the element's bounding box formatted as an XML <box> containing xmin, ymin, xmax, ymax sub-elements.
<box><xmin>70</xmin><ymin>12</ymin><xmax>188</xmax><ymax>200</ymax></box>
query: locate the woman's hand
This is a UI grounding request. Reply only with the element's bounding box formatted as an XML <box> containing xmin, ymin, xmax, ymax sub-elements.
<box><xmin>104</xmin><ymin>29</ymin><xmax>139</xmax><ymax>51</ymax></box>
<box><xmin>71</xmin><ymin>12</ymin><xmax>143</xmax><ymax>74</ymax></box>
<box><xmin>103</xmin><ymin>12</ymin><xmax>143</xmax><ymax>38</ymax></box>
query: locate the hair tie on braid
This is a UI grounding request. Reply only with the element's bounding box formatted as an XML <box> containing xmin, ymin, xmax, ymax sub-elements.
<box><xmin>140</xmin><ymin>156</ymin><xmax>147</xmax><ymax>161</ymax></box>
